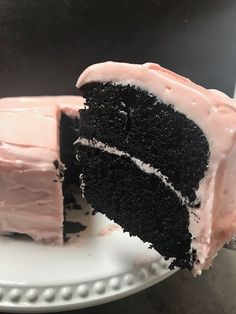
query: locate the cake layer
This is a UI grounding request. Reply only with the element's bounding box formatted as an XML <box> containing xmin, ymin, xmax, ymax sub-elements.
<box><xmin>78</xmin><ymin>143</ymin><xmax>193</xmax><ymax>268</ymax></box>
<box><xmin>0</xmin><ymin>96</ymin><xmax>84</xmax><ymax>244</ymax></box>
<box><xmin>76</xmin><ymin>62</ymin><xmax>236</xmax><ymax>274</ymax></box>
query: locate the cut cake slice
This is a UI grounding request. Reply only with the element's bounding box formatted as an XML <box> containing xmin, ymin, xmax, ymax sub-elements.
<box><xmin>75</xmin><ymin>61</ymin><xmax>236</xmax><ymax>274</ymax></box>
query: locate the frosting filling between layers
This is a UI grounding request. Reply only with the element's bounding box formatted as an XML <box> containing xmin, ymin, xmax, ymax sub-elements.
<box><xmin>76</xmin><ymin>137</ymin><xmax>192</xmax><ymax>206</ymax></box>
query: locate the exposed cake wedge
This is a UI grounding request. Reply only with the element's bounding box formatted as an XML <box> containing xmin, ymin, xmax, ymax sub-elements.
<box><xmin>75</xmin><ymin>62</ymin><xmax>236</xmax><ymax>274</ymax></box>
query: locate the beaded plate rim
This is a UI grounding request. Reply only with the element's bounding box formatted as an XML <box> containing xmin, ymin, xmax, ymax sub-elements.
<box><xmin>0</xmin><ymin>199</ymin><xmax>177</xmax><ymax>313</ymax></box>
<box><xmin>0</xmin><ymin>259</ymin><xmax>176</xmax><ymax>313</ymax></box>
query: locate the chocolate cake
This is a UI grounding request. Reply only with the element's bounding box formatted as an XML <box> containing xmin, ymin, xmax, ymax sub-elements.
<box><xmin>0</xmin><ymin>96</ymin><xmax>84</xmax><ymax>244</ymax></box>
<box><xmin>1</xmin><ymin>62</ymin><xmax>236</xmax><ymax>275</ymax></box>
<box><xmin>75</xmin><ymin>62</ymin><xmax>236</xmax><ymax>274</ymax></box>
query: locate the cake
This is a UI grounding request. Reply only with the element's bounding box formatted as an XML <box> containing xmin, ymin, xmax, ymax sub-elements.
<box><xmin>0</xmin><ymin>96</ymin><xmax>84</xmax><ymax>244</ymax></box>
<box><xmin>75</xmin><ymin>61</ymin><xmax>236</xmax><ymax>274</ymax></box>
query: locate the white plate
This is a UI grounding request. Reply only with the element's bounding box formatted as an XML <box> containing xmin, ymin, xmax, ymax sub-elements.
<box><xmin>0</xmin><ymin>191</ymin><xmax>176</xmax><ymax>313</ymax></box>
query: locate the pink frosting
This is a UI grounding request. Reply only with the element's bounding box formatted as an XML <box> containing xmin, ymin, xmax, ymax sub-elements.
<box><xmin>0</xmin><ymin>96</ymin><xmax>84</xmax><ymax>244</ymax></box>
<box><xmin>98</xmin><ymin>224</ymin><xmax>121</xmax><ymax>236</ymax></box>
<box><xmin>77</xmin><ymin>62</ymin><xmax>236</xmax><ymax>274</ymax></box>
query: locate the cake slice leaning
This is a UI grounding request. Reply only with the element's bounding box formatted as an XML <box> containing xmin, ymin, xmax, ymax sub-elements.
<box><xmin>0</xmin><ymin>96</ymin><xmax>84</xmax><ymax>244</ymax></box>
<box><xmin>75</xmin><ymin>61</ymin><xmax>236</xmax><ymax>274</ymax></box>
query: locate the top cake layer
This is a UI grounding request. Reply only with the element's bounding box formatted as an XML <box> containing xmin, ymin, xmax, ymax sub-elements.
<box><xmin>0</xmin><ymin>96</ymin><xmax>82</xmax><ymax>150</ymax></box>
<box><xmin>76</xmin><ymin>62</ymin><xmax>236</xmax><ymax>274</ymax></box>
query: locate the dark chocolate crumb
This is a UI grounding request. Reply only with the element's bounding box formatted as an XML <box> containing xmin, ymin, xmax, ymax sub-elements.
<box><xmin>64</xmin><ymin>221</ymin><xmax>87</xmax><ymax>234</ymax></box>
<box><xmin>53</xmin><ymin>160</ymin><xmax>59</xmax><ymax>169</ymax></box>
<box><xmin>63</xmin><ymin>192</ymin><xmax>82</xmax><ymax>210</ymax></box>
<box><xmin>191</xmin><ymin>212</ymin><xmax>198</xmax><ymax>218</ymax></box>
<box><xmin>74</xmin><ymin>203</ymin><xmax>82</xmax><ymax>210</ymax></box>
<box><xmin>64</xmin><ymin>235</ymin><xmax>70</xmax><ymax>243</ymax></box>
<box><xmin>65</xmin><ymin>204</ymin><xmax>73</xmax><ymax>211</ymax></box>
<box><xmin>193</xmin><ymin>201</ymin><xmax>201</xmax><ymax>208</ymax></box>
<box><xmin>64</xmin><ymin>192</ymin><xmax>76</xmax><ymax>205</ymax></box>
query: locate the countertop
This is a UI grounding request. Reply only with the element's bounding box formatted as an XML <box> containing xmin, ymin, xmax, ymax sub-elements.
<box><xmin>0</xmin><ymin>1</ymin><xmax>236</xmax><ymax>313</ymax></box>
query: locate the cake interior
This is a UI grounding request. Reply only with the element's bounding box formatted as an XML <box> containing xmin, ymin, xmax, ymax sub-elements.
<box><xmin>76</xmin><ymin>82</ymin><xmax>210</xmax><ymax>270</ymax></box>
<box><xmin>60</xmin><ymin>113</ymin><xmax>86</xmax><ymax>240</ymax></box>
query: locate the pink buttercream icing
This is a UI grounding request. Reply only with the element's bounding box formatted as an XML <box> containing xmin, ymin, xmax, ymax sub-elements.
<box><xmin>76</xmin><ymin>62</ymin><xmax>236</xmax><ymax>274</ymax></box>
<box><xmin>0</xmin><ymin>96</ymin><xmax>84</xmax><ymax>245</ymax></box>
